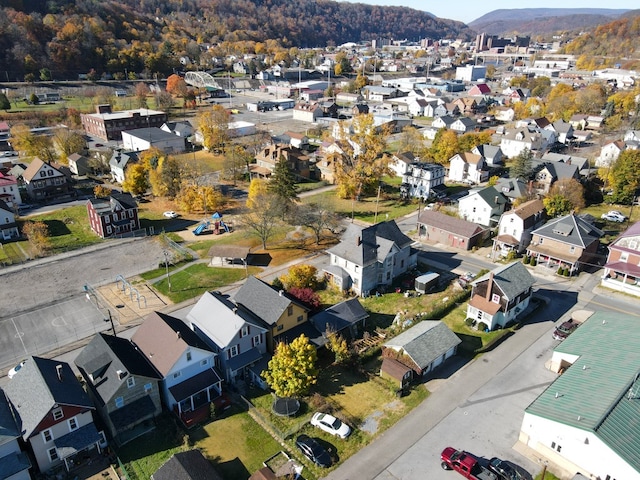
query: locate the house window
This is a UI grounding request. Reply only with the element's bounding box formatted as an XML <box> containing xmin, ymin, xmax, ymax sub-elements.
<box><xmin>241</xmin><ymin>325</ymin><xmax>249</xmax><ymax>337</ymax></box>
<box><xmin>42</xmin><ymin>429</ymin><xmax>53</xmax><ymax>443</ymax></box>
<box><xmin>620</xmin><ymin>252</ymin><xmax>629</xmax><ymax>262</ymax></box>
<box><xmin>144</xmin><ymin>383</ymin><xmax>152</xmax><ymax>393</ymax></box>
<box><xmin>539</xmin><ymin>238</ymin><xmax>544</xmax><ymax>244</ymax></box>
<box><xmin>277</xmin><ymin>324</ymin><xmax>284</xmax><ymax>331</ymax></box>
<box><xmin>186</xmin><ymin>351</ymin><xmax>192</xmax><ymax>361</ymax></box>
<box><xmin>253</xmin><ymin>335</ymin><xmax>262</xmax><ymax>346</ymax></box>
<box><xmin>287</xmin><ymin>306</ymin><xmax>293</xmax><ymax>316</ymax></box>
<box><xmin>354</xmin><ymin>265</ymin><xmax>359</xmax><ymax>273</ymax></box>
<box><xmin>173</xmin><ymin>371</ymin><xmax>182</xmax><ymax>379</ymax></box>
<box><xmin>492</xmin><ymin>294</ymin><xmax>500</xmax><ymax>304</ymax></box>
<box><xmin>127</xmin><ymin>376</ymin><xmax>135</xmax><ymax>388</ymax></box>
<box><xmin>472</xmin><ymin>207</ymin><xmax>476</xmax><ymax>213</ymax></box>
<box><xmin>297</xmin><ymin>315</ymin><xmax>303</xmax><ymax>323</ymax></box>
<box><xmin>115</xmin><ymin>397</ymin><xmax>124</xmax><ymax>408</ymax></box>
<box><xmin>40</xmin><ymin>171</ymin><xmax>46</xmax><ymax>177</ymax></box>
<box><xmin>68</xmin><ymin>417</ymin><xmax>78</xmax><ymax>431</ymax></box>
<box><xmin>229</xmin><ymin>345</ymin><xmax>239</xmax><ymax>358</ymax></box>
<box><xmin>200</xmin><ymin>358</ymin><xmax>208</xmax><ymax>366</ymax></box>
<box><xmin>53</xmin><ymin>408</ymin><xmax>64</xmax><ymax>421</ymax></box>
<box><xmin>48</xmin><ymin>447</ymin><xmax>59</xmax><ymax>462</ymax></box>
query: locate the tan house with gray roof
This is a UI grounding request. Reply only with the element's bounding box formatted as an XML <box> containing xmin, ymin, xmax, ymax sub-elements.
<box><xmin>417</xmin><ymin>210</ymin><xmax>489</xmax><ymax>250</ymax></box>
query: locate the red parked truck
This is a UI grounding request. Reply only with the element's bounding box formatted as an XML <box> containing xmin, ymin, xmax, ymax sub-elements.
<box><xmin>441</xmin><ymin>447</ymin><xmax>498</xmax><ymax>480</ymax></box>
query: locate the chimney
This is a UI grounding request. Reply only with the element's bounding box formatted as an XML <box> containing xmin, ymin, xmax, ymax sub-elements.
<box><xmin>357</xmin><ymin>236</ymin><xmax>362</xmax><ymax>246</ymax></box>
<box><xmin>486</xmin><ymin>272</ymin><xmax>494</xmax><ymax>301</ymax></box>
<box><xmin>56</xmin><ymin>364</ymin><xmax>63</xmax><ymax>382</ymax></box>
<box><xmin>232</xmin><ymin>307</ymin><xmax>238</xmax><ymax>314</ymax></box>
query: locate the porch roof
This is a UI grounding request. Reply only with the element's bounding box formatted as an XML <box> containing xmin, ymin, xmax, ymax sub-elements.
<box><xmin>469</xmin><ymin>294</ymin><xmax>501</xmax><ymax>315</ymax></box>
<box><xmin>527</xmin><ymin>244</ymin><xmax>581</xmax><ymax>263</ymax></box>
<box><xmin>109</xmin><ymin>395</ymin><xmax>157</xmax><ymax>431</ymax></box>
<box><xmin>494</xmin><ymin>234</ymin><xmax>519</xmax><ymax>246</ymax></box>
<box><xmin>605</xmin><ymin>260</ymin><xmax>640</xmax><ymax>277</ymax></box>
<box><xmin>227</xmin><ymin>347</ymin><xmax>263</xmax><ymax>372</ymax></box>
<box><xmin>54</xmin><ymin>423</ymin><xmax>101</xmax><ymax>459</ymax></box>
<box><xmin>169</xmin><ymin>369</ymin><xmax>222</xmax><ymax>402</ymax></box>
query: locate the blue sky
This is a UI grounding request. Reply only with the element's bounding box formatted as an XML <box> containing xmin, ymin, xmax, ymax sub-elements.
<box><xmin>338</xmin><ymin>0</ymin><xmax>635</xmax><ymax>24</ymax></box>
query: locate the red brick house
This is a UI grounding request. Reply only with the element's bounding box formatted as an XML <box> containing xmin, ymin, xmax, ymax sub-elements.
<box><xmin>86</xmin><ymin>193</ymin><xmax>140</xmax><ymax>238</ymax></box>
<box><xmin>601</xmin><ymin>221</ymin><xmax>640</xmax><ymax>297</ymax></box>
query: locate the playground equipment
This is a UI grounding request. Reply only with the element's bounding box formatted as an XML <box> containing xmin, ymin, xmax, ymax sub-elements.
<box><xmin>193</xmin><ymin>221</ymin><xmax>209</xmax><ymax>235</ymax></box>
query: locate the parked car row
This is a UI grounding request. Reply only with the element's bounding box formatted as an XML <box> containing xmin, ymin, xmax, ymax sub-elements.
<box><xmin>441</xmin><ymin>447</ymin><xmax>523</xmax><ymax>480</ymax></box>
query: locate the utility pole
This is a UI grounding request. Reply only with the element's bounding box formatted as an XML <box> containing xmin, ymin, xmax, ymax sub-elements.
<box><xmin>163</xmin><ymin>250</ymin><xmax>172</xmax><ymax>291</ymax></box>
<box><xmin>104</xmin><ymin>309</ymin><xmax>117</xmax><ymax>336</ymax></box>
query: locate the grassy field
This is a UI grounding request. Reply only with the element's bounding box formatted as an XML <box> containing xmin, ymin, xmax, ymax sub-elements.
<box><xmin>149</xmin><ymin>263</ymin><xmax>263</xmax><ymax>303</ymax></box>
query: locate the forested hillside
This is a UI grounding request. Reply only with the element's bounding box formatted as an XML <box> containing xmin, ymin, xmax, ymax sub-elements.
<box><xmin>0</xmin><ymin>0</ymin><xmax>473</xmax><ymax>82</ymax></box>
<box><xmin>562</xmin><ymin>11</ymin><xmax>640</xmax><ymax>70</ymax></box>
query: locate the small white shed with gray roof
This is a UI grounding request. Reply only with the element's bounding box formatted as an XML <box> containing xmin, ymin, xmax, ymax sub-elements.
<box><xmin>383</xmin><ymin>321</ymin><xmax>461</xmax><ymax>376</ymax></box>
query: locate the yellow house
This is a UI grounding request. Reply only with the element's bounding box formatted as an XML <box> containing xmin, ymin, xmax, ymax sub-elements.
<box><xmin>234</xmin><ymin>276</ymin><xmax>313</xmax><ymax>352</ymax></box>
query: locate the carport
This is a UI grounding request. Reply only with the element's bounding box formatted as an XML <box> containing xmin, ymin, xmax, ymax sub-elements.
<box><xmin>207</xmin><ymin>245</ymin><xmax>251</xmax><ymax>268</ymax></box>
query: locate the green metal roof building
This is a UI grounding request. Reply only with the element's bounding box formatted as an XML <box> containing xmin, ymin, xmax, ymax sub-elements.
<box><xmin>520</xmin><ymin>312</ymin><xmax>640</xmax><ymax>479</ymax></box>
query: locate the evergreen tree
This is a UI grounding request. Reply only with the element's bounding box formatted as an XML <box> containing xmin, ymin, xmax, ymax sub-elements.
<box><xmin>268</xmin><ymin>155</ymin><xmax>298</xmax><ymax>217</ymax></box>
<box><xmin>511</xmin><ymin>148</ymin><xmax>534</xmax><ymax>181</ymax></box>
<box><xmin>0</xmin><ymin>93</ymin><xmax>10</xmax><ymax>111</ymax></box>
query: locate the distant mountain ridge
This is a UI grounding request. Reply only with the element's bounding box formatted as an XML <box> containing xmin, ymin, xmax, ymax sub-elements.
<box><xmin>469</xmin><ymin>8</ymin><xmax>629</xmax><ymax>35</ymax></box>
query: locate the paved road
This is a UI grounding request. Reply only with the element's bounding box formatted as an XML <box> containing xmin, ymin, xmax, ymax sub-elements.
<box><xmin>0</xmin><ymin>238</ymin><xmax>166</xmax><ymax>371</ymax></box>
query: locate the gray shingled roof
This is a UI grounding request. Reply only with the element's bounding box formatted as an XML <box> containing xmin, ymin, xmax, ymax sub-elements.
<box><xmin>186</xmin><ymin>291</ymin><xmax>266</xmax><ymax>348</ymax></box>
<box><xmin>75</xmin><ymin>333</ymin><xmax>160</xmax><ymax>406</ymax></box>
<box><xmin>310</xmin><ymin>298</ymin><xmax>369</xmax><ymax>334</ymax></box>
<box><xmin>417</xmin><ymin>210</ymin><xmax>487</xmax><ymax>238</ymax></box>
<box><xmin>471</xmin><ymin>261</ymin><xmax>535</xmax><ymax>300</ymax></box>
<box><xmin>0</xmin><ymin>389</ymin><xmax>20</xmax><ymax>446</ymax></box>
<box><xmin>384</xmin><ymin>321</ymin><xmax>461</xmax><ymax>370</ymax></box>
<box><xmin>327</xmin><ymin>220</ymin><xmax>412</xmax><ymax>267</ymax></box>
<box><xmin>531</xmin><ymin>159</ymin><xmax>579</xmax><ymax>181</ymax></box>
<box><xmin>532</xmin><ymin>213</ymin><xmax>603</xmax><ymax>248</ymax></box>
<box><xmin>152</xmin><ymin>450</ymin><xmax>223</xmax><ymax>480</ymax></box>
<box><xmin>4</xmin><ymin>357</ymin><xmax>94</xmax><ymax>439</ymax></box>
<box><xmin>234</xmin><ymin>276</ymin><xmax>308</xmax><ymax>327</ymax></box>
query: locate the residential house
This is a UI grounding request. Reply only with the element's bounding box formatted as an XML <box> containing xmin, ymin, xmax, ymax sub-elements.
<box><xmin>468</xmin><ymin>83</ymin><xmax>491</xmax><ymax>96</ymax></box>
<box><xmin>152</xmin><ymin>450</ymin><xmax>223</xmax><ymax>480</ymax></box>
<box><xmin>450</xmin><ymin>117</ymin><xmax>477</xmax><ymax>133</ymax></box>
<box><xmin>281</xmin><ymin>131</ymin><xmax>309</xmax><ymax>150</ymax></box>
<box><xmin>292</xmin><ymin>102</ymin><xmax>322</xmax><ymax>122</ymax></box>
<box><xmin>109</xmin><ymin>150</ymin><xmax>139</xmax><ymax>184</ymax></box>
<box><xmin>363</xmin><ymin>86</ymin><xmax>402</xmax><ymax>102</ymax></box>
<box><xmin>22</xmin><ymin>158</ymin><xmax>73</xmax><ymax>201</ymax></box>
<box><xmin>526</xmin><ymin>213</ymin><xmax>603</xmax><ymax>274</ymax></box>
<box><xmin>434</xmin><ymin>102</ymin><xmax>460</xmax><ymax>118</ymax></box>
<box><xmin>0</xmin><ymin>172</ymin><xmax>22</xmax><ymax>209</ymax></box>
<box><xmin>4</xmin><ymin>357</ymin><xmax>101</xmax><ymax>474</ymax></box>
<box><xmin>351</xmin><ymin>103</ymin><xmax>369</xmax><ymax>116</ymax></box>
<box><xmin>132</xmin><ymin>312</ymin><xmax>223</xmax><ymax>427</ymax></box>
<box><xmin>336</xmin><ymin>92</ymin><xmax>364</xmax><ymax>104</ymax></box>
<box><xmin>325</xmin><ymin>220</ymin><xmax>417</xmax><ymax>297</ymax></box>
<box><xmin>318</xmin><ymin>100</ymin><xmax>339</xmax><ymax>118</ymax></box>
<box><xmin>383</xmin><ymin>321</ymin><xmax>461</xmax><ymax>377</ymax></box>
<box><xmin>448</xmin><ymin>152</ymin><xmax>488</xmax><ymax>184</ymax></box>
<box><xmin>74</xmin><ymin>333</ymin><xmax>162</xmax><ymax>446</ymax></box>
<box><xmin>452</xmin><ymin>97</ymin><xmax>483</xmax><ymax>116</ymax></box>
<box><xmin>0</xmin><ymin>388</ymin><xmax>31</xmax><ymax>480</ymax></box>
<box><xmin>601</xmin><ymin>221</ymin><xmax>640</xmax><ymax>296</ymax></box>
<box><xmin>549</xmin><ymin>119</ymin><xmax>574</xmax><ymax>144</ymax></box>
<box><xmin>493</xmin><ymin>199</ymin><xmax>546</xmax><ymax>257</ymax></box>
<box><xmin>310</xmin><ymin>298</ymin><xmax>368</xmax><ymax>341</ymax></box>
<box><xmin>493</xmin><ymin>177</ymin><xmax>530</xmax><ymax>204</ymax></box>
<box><xmin>466</xmin><ymin>262</ymin><xmax>535</xmax><ymax>330</ymax></box>
<box><xmin>585</xmin><ymin>115</ymin><xmax>604</xmax><ymax>130</ymax></box>
<box><xmin>67</xmin><ymin>153</ymin><xmax>91</xmax><ymax>176</ymax></box>
<box><xmin>431</xmin><ymin>115</ymin><xmax>455</xmax><ymax>130</ymax></box>
<box><xmin>500</xmin><ymin>128</ymin><xmax>551</xmax><ymax>158</ymax></box>
<box><xmin>540</xmin><ymin>152</ymin><xmax>590</xmax><ymax>176</ymax></box>
<box><xmin>458</xmin><ymin>187</ymin><xmax>508</xmax><ymax>227</ymax></box>
<box><xmin>0</xmin><ymin>200</ymin><xmax>19</xmax><ymax>241</ymax></box>
<box><xmin>623</xmin><ymin>129</ymin><xmax>640</xmax><ymax>144</ymax></box>
<box><xmin>569</xmin><ymin>114</ymin><xmax>589</xmax><ymax>131</ymax></box>
<box><xmin>254</xmin><ymin>144</ymin><xmax>314</xmax><ymax>181</ymax></box>
<box><xmin>234</xmin><ymin>276</ymin><xmax>315</xmax><ymax>352</ymax></box>
<box><xmin>186</xmin><ymin>291</ymin><xmax>268</xmax><ymax>386</ymax></box>
<box><xmin>494</xmin><ymin>106</ymin><xmax>515</xmax><ymax>122</ymax></box>
<box><xmin>121</xmin><ymin>128</ymin><xmax>186</xmax><ymax>154</ymax></box>
<box><xmin>161</xmin><ymin>121</ymin><xmax>194</xmax><ymax>139</ymax></box>
<box><xmin>416</xmin><ymin>210</ymin><xmax>489</xmax><ymax>250</ymax></box>
<box><xmin>86</xmin><ymin>193</ymin><xmax>140</xmax><ymax>239</ymax></box>
<box><xmin>530</xmin><ymin>160</ymin><xmax>580</xmax><ymax>195</ymax></box>
<box><xmin>520</xmin><ymin>312</ymin><xmax>640</xmax><ymax>479</ymax></box>
<box><xmin>315</xmin><ymin>140</ymin><xmax>348</xmax><ymax>184</ymax></box>
<box><xmin>390</xmin><ymin>151</ymin><xmax>418</xmax><ymax>177</ymax></box>
<box><xmin>595</xmin><ymin>140</ymin><xmax>625</xmax><ymax>168</ymax></box>
<box><xmin>400</xmin><ymin>162</ymin><xmax>446</xmax><ymax>200</ymax></box>
<box><xmin>472</xmin><ymin>144</ymin><xmax>504</xmax><ymax>166</ymax></box>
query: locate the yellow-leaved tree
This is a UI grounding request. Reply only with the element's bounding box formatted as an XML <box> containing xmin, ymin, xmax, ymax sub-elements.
<box><xmin>262</xmin><ymin>335</ymin><xmax>318</xmax><ymax>398</ymax></box>
<box><xmin>281</xmin><ymin>264</ymin><xmax>318</xmax><ymax>290</ymax></box>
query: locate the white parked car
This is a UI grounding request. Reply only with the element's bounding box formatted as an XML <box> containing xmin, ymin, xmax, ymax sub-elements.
<box><xmin>163</xmin><ymin>211</ymin><xmax>179</xmax><ymax>219</ymax></box>
<box><xmin>310</xmin><ymin>412</ymin><xmax>351</xmax><ymax>438</ymax></box>
<box><xmin>8</xmin><ymin>360</ymin><xmax>26</xmax><ymax>379</ymax></box>
<box><xmin>601</xmin><ymin>211</ymin><xmax>626</xmax><ymax>223</ymax></box>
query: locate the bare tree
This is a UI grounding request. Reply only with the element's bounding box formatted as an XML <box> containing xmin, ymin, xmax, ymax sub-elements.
<box><xmin>238</xmin><ymin>192</ymin><xmax>281</xmax><ymax>250</ymax></box>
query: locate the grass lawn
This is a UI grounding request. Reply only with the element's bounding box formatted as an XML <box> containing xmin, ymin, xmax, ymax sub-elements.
<box><xmin>172</xmin><ymin>149</ymin><xmax>228</xmax><ymax>173</ymax></box>
<box><xmin>302</xmin><ymin>189</ymin><xmax>419</xmax><ymax>223</ymax></box>
<box><xmin>20</xmin><ymin>205</ymin><xmax>103</xmax><ymax>254</ymax></box>
<box><xmin>193</xmin><ymin>405</ymin><xmax>283</xmax><ymax>479</ymax></box>
<box><xmin>151</xmin><ymin>263</ymin><xmax>263</xmax><ymax>303</ymax></box>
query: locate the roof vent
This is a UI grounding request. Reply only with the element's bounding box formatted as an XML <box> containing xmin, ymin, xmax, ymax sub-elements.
<box><xmin>233</xmin><ymin>307</ymin><xmax>238</xmax><ymax>314</ymax></box>
<box><xmin>177</xmin><ymin>331</ymin><xmax>182</xmax><ymax>339</ymax></box>
<box><xmin>279</xmin><ymin>290</ymin><xmax>284</xmax><ymax>296</ymax></box>
<box><xmin>116</xmin><ymin>370</ymin><xmax>128</xmax><ymax>380</ymax></box>
<box><xmin>56</xmin><ymin>364</ymin><xmax>63</xmax><ymax>381</ymax></box>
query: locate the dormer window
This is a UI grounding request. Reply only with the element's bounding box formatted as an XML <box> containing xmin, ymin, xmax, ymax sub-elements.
<box><xmin>53</xmin><ymin>408</ymin><xmax>64</xmax><ymax>421</ymax></box>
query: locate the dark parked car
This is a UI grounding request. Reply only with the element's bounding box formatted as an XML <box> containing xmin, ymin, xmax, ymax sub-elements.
<box><xmin>489</xmin><ymin>457</ymin><xmax>520</xmax><ymax>480</ymax></box>
<box><xmin>295</xmin><ymin>434</ymin><xmax>332</xmax><ymax>468</ymax></box>
<box><xmin>553</xmin><ymin>319</ymin><xmax>578</xmax><ymax>341</ymax></box>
